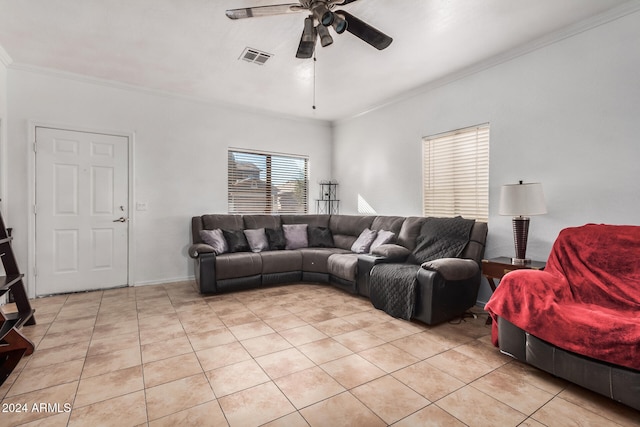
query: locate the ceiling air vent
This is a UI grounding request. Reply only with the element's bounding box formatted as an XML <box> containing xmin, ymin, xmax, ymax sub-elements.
<box><xmin>240</xmin><ymin>47</ymin><xmax>272</xmax><ymax>65</ymax></box>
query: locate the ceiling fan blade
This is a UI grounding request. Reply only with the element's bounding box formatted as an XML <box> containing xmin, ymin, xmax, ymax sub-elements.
<box><xmin>296</xmin><ymin>17</ymin><xmax>317</xmax><ymax>59</ymax></box>
<box><xmin>335</xmin><ymin>10</ymin><xmax>393</xmax><ymax>50</ymax></box>
<box><xmin>226</xmin><ymin>3</ymin><xmax>303</xmax><ymax>20</ymax></box>
<box><xmin>331</xmin><ymin>0</ymin><xmax>360</xmax><ymax>5</ymax></box>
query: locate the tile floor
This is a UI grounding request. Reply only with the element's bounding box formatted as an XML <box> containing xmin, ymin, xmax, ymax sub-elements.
<box><xmin>1</xmin><ymin>281</ymin><xmax>639</xmax><ymax>427</ymax></box>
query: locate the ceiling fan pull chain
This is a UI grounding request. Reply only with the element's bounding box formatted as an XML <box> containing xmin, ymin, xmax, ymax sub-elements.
<box><xmin>312</xmin><ymin>53</ymin><xmax>317</xmax><ymax>110</ymax></box>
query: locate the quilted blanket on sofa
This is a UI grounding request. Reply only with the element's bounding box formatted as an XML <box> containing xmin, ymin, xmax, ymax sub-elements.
<box><xmin>485</xmin><ymin>224</ymin><xmax>640</xmax><ymax>370</ymax></box>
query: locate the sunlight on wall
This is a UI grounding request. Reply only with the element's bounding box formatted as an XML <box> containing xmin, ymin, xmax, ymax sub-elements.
<box><xmin>358</xmin><ymin>194</ymin><xmax>377</xmax><ymax>214</ymax></box>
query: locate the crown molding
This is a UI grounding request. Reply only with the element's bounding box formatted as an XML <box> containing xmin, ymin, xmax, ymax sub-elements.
<box><xmin>338</xmin><ymin>0</ymin><xmax>640</xmax><ymax>124</ymax></box>
<box><xmin>7</xmin><ymin>62</ymin><xmax>332</xmax><ymax>128</ymax></box>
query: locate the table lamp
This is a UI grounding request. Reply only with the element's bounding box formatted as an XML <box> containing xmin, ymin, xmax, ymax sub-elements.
<box><xmin>499</xmin><ymin>181</ymin><xmax>547</xmax><ymax>265</ymax></box>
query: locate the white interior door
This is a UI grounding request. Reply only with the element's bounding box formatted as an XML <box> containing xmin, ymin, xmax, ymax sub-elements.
<box><xmin>35</xmin><ymin>127</ymin><xmax>129</xmax><ymax>296</ymax></box>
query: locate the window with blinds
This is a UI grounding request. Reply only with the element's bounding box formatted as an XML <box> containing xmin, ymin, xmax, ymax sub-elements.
<box><xmin>422</xmin><ymin>124</ymin><xmax>490</xmax><ymax>222</ymax></box>
<box><xmin>228</xmin><ymin>149</ymin><xmax>308</xmax><ymax>214</ymax></box>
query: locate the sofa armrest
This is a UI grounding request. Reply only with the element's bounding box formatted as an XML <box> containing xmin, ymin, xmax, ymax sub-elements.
<box><xmin>421</xmin><ymin>258</ymin><xmax>479</xmax><ymax>281</ymax></box>
<box><xmin>189</xmin><ymin>243</ymin><xmax>215</xmax><ymax>259</ymax></box>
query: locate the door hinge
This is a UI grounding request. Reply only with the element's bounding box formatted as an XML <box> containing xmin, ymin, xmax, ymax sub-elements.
<box><xmin>33</xmin><ymin>267</ymin><xmax>38</xmax><ymax>277</ymax></box>
<box><xmin>33</xmin><ymin>204</ymin><xmax>37</xmax><ymax>215</ymax></box>
<box><xmin>33</xmin><ymin>141</ymin><xmax>37</xmax><ymax>153</ymax></box>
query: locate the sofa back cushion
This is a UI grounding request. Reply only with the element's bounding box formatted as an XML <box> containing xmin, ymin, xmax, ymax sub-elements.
<box><xmin>202</xmin><ymin>214</ymin><xmax>244</xmax><ymax>231</ymax></box>
<box><xmin>371</xmin><ymin>216</ymin><xmax>405</xmax><ymax>237</ymax></box>
<box><xmin>329</xmin><ymin>215</ymin><xmax>375</xmax><ymax>250</ymax></box>
<box><xmin>460</xmin><ymin>221</ymin><xmax>488</xmax><ymax>264</ymax></box>
<box><xmin>281</xmin><ymin>215</ymin><xmax>330</xmax><ymax>228</ymax></box>
<box><xmin>397</xmin><ymin>217</ymin><xmax>426</xmax><ymax>251</ymax></box>
<box><xmin>244</xmin><ymin>215</ymin><xmax>282</xmax><ymax>230</ymax></box>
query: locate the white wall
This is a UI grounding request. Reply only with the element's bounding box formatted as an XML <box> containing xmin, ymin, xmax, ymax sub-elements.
<box><xmin>0</xmin><ymin>46</ymin><xmax>9</xmax><ymax>213</ymax></box>
<box><xmin>333</xmin><ymin>11</ymin><xmax>640</xmax><ymax>304</ymax></box>
<box><xmin>6</xmin><ymin>68</ymin><xmax>332</xmax><ymax>292</ymax></box>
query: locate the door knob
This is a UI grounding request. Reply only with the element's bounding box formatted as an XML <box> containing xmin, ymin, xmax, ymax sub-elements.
<box><xmin>113</xmin><ymin>217</ymin><xmax>127</xmax><ymax>223</ymax></box>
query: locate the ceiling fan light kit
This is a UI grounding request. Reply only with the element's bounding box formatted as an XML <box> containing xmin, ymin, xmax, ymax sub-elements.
<box><xmin>226</xmin><ymin>0</ymin><xmax>393</xmax><ymax>59</ymax></box>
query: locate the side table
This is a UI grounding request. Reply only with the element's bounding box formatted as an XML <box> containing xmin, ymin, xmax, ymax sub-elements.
<box><xmin>482</xmin><ymin>256</ymin><xmax>546</xmax><ymax>293</ymax></box>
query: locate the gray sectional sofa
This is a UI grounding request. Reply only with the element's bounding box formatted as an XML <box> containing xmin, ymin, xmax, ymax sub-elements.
<box><xmin>189</xmin><ymin>214</ymin><xmax>488</xmax><ymax>325</ymax></box>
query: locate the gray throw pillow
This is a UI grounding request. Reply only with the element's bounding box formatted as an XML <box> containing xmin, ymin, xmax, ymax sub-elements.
<box><xmin>244</xmin><ymin>228</ymin><xmax>269</xmax><ymax>253</ymax></box>
<box><xmin>369</xmin><ymin>230</ymin><xmax>395</xmax><ymax>252</ymax></box>
<box><xmin>351</xmin><ymin>228</ymin><xmax>378</xmax><ymax>254</ymax></box>
<box><xmin>199</xmin><ymin>229</ymin><xmax>228</xmax><ymax>255</ymax></box>
<box><xmin>283</xmin><ymin>224</ymin><xmax>308</xmax><ymax>249</ymax></box>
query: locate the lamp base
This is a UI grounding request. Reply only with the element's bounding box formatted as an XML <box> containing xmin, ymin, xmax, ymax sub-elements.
<box><xmin>511</xmin><ymin>257</ymin><xmax>531</xmax><ymax>265</ymax></box>
<box><xmin>512</xmin><ymin>216</ymin><xmax>530</xmax><ymax>262</ymax></box>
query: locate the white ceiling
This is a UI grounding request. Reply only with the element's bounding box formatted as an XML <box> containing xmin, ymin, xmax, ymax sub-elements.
<box><xmin>0</xmin><ymin>0</ymin><xmax>637</xmax><ymax>122</ymax></box>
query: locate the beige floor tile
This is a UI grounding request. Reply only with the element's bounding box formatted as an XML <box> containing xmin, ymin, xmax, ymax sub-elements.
<box><xmin>262</xmin><ymin>411</ymin><xmax>310</xmax><ymax>427</ymax></box>
<box><xmin>393</xmin><ymin>360</ymin><xmax>465</xmax><ymax>401</ymax></box>
<box><xmin>342</xmin><ymin>311</ymin><xmax>389</xmax><ymax>329</ymax></box>
<box><xmin>392</xmin><ymin>404</ymin><xmax>466</xmax><ymax>427</ymax></box>
<box><xmin>148</xmin><ymin>400</ymin><xmax>228</xmax><ymax>427</ymax></box>
<box><xmin>7</xmin><ymin>359</ymin><xmax>84</xmax><ymax>396</ymax></box>
<box><xmin>300</xmin><ymin>391</ymin><xmax>386</xmax><ymax>427</ymax></box>
<box><xmin>87</xmin><ymin>331</ymin><xmax>140</xmax><ymax>357</ymax></box>
<box><xmin>46</xmin><ymin>315</ymin><xmax>97</xmax><ymax>334</ymax></box>
<box><xmin>454</xmin><ymin>338</ymin><xmax>513</xmax><ymax>369</ymax></box>
<box><xmin>471</xmin><ymin>369</ymin><xmax>555</xmax><ymax>415</ymax></box>
<box><xmin>143</xmin><ymin>352</ymin><xmax>203</xmax><ymax>387</ymax></box>
<box><xmin>437</xmin><ymin>385</ymin><xmax>527</xmax><ymax>427</ymax></box>
<box><xmin>557</xmin><ymin>385</ymin><xmax>640</xmax><ymax>427</ymax></box>
<box><xmin>188</xmin><ymin>327</ymin><xmax>238</xmax><ymax>351</ymax></box>
<box><xmin>196</xmin><ymin>341</ymin><xmax>252</xmax><ymax>371</ymax></box>
<box><xmin>241</xmin><ymin>332</ymin><xmax>293</xmax><ymax>358</ymax></box>
<box><xmin>218</xmin><ymin>382</ymin><xmax>296</xmax><ymax>427</ymax></box>
<box><xmin>279</xmin><ymin>324</ymin><xmax>328</xmax><ymax>346</ymax></box>
<box><xmin>320</xmin><ymin>354</ymin><xmax>386</xmax><ymax>389</ymax></box>
<box><xmin>351</xmin><ymin>375</ymin><xmax>430</xmax><ymax>424</ymax></box>
<box><xmin>68</xmin><ymin>390</ymin><xmax>147</xmax><ymax>427</ymax></box>
<box><xmin>249</xmin><ymin>304</ymin><xmax>293</xmax><ymax>320</ymax></box>
<box><xmin>26</xmin><ymin>340</ymin><xmax>89</xmax><ymax>368</ymax></box>
<box><xmin>358</xmin><ymin>343</ymin><xmax>420</xmax><ymax>373</ymax></box>
<box><xmin>139</xmin><ymin>322</ymin><xmax>186</xmax><ymax>346</ymax></box>
<box><xmin>296</xmin><ymin>308</ymin><xmax>338</xmax><ymax>324</ymax></box>
<box><xmin>275</xmin><ymin>366</ymin><xmax>346</xmax><ymax>409</ymax></box>
<box><xmin>219</xmin><ymin>310</ymin><xmax>261</xmax><ymax>326</ymax></box>
<box><xmin>262</xmin><ymin>313</ymin><xmax>308</xmax><ymax>331</ymax></box>
<box><xmin>391</xmin><ymin>331</ymin><xmax>450</xmax><ymax>359</ymax></box>
<box><xmin>256</xmin><ymin>348</ymin><xmax>316</xmax><ymax>379</ymax></box>
<box><xmin>74</xmin><ymin>365</ymin><xmax>144</xmax><ymax>408</ymax></box>
<box><xmin>81</xmin><ymin>346</ymin><xmax>142</xmax><ymax>379</ymax></box>
<box><xmin>206</xmin><ymin>359</ymin><xmax>271</xmax><ymax>397</ymax></box>
<box><xmin>141</xmin><ymin>334</ymin><xmax>194</xmax><ymax>363</ymax></box>
<box><xmin>36</xmin><ymin>327</ymin><xmax>93</xmax><ymax>351</ymax></box>
<box><xmin>333</xmin><ymin>329</ymin><xmax>386</xmax><ymax>352</ymax></box>
<box><xmin>532</xmin><ymin>397</ymin><xmax>632</xmax><ymax>427</ymax></box>
<box><xmin>298</xmin><ymin>338</ymin><xmax>353</xmax><ymax>364</ymax></box>
<box><xmin>90</xmin><ymin>318</ymin><xmax>139</xmax><ymax>340</ymax></box>
<box><xmin>312</xmin><ymin>317</ymin><xmax>359</xmax><ymax>336</ymax></box>
<box><xmin>16</xmin><ymin>411</ymin><xmax>71</xmax><ymax>427</ymax></box>
<box><xmin>0</xmin><ymin>382</ymin><xmax>77</xmax><ymax>426</ymax></box>
<box><xmin>145</xmin><ymin>373</ymin><xmax>215</xmax><ymax>421</ymax></box>
<box><xmin>364</xmin><ymin>321</ymin><xmax>415</xmax><ymax>342</ymax></box>
<box><xmin>496</xmin><ymin>360</ymin><xmax>568</xmax><ymax>395</ymax></box>
<box><xmin>228</xmin><ymin>320</ymin><xmax>276</xmax><ymax>341</ymax></box>
<box><xmin>137</xmin><ymin>312</ymin><xmax>181</xmax><ymax>332</ymax></box>
<box><xmin>426</xmin><ymin>349</ymin><xmax>494</xmax><ymax>383</ymax></box>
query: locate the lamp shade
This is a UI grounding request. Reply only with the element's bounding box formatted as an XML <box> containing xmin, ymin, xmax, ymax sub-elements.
<box><xmin>499</xmin><ymin>182</ymin><xmax>547</xmax><ymax>216</ymax></box>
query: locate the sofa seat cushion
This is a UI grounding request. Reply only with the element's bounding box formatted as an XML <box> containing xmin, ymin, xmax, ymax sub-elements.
<box><xmin>328</xmin><ymin>253</ymin><xmax>359</xmax><ymax>282</ymax></box>
<box><xmin>260</xmin><ymin>250</ymin><xmax>303</xmax><ymax>274</ymax></box>
<box><xmin>298</xmin><ymin>248</ymin><xmax>351</xmax><ymax>273</ymax></box>
<box><xmin>215</xmin><ymin>252</ymin><xmax>262</xmax><ymax>280</ymax></box>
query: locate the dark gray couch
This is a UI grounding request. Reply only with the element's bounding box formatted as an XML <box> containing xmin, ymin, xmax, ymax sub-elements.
<box><xmin>189</xmin><ymin>214</ymin><xmax>488</xmax><ymax>325</ymax></box>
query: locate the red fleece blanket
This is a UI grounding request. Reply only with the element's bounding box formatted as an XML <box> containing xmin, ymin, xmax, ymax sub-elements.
<box><xmin>485</xmin><ymin>224</ymin><xmax>640</xmax><ymax>370</ymax></box>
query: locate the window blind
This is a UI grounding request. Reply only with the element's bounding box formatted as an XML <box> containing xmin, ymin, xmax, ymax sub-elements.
<box><xmin>422</xmin><ymin>124</ymin><xmax>490</xmax><ymax>222</ymax></box>
<box><xmin>228</xmin><ymin>149</ymin><xmax>308</xmax><ymax>214</ymax></box>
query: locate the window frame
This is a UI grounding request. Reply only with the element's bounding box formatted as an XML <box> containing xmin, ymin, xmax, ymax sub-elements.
<box><xmin>227</xmin><ymin>148</ymin><xmax>309</xmax><ymax>215</ymax></box>
<box><xmin>422</xmin><ymin>123</ymin><xmax>490</xmax><ymax>222</ymax></box>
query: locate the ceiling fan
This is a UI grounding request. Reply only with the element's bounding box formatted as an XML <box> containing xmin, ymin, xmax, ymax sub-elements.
<box><xmin>226</xmin><ymin>0</ymin><xmax>393</xmax><ymax>58</ymax></box>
